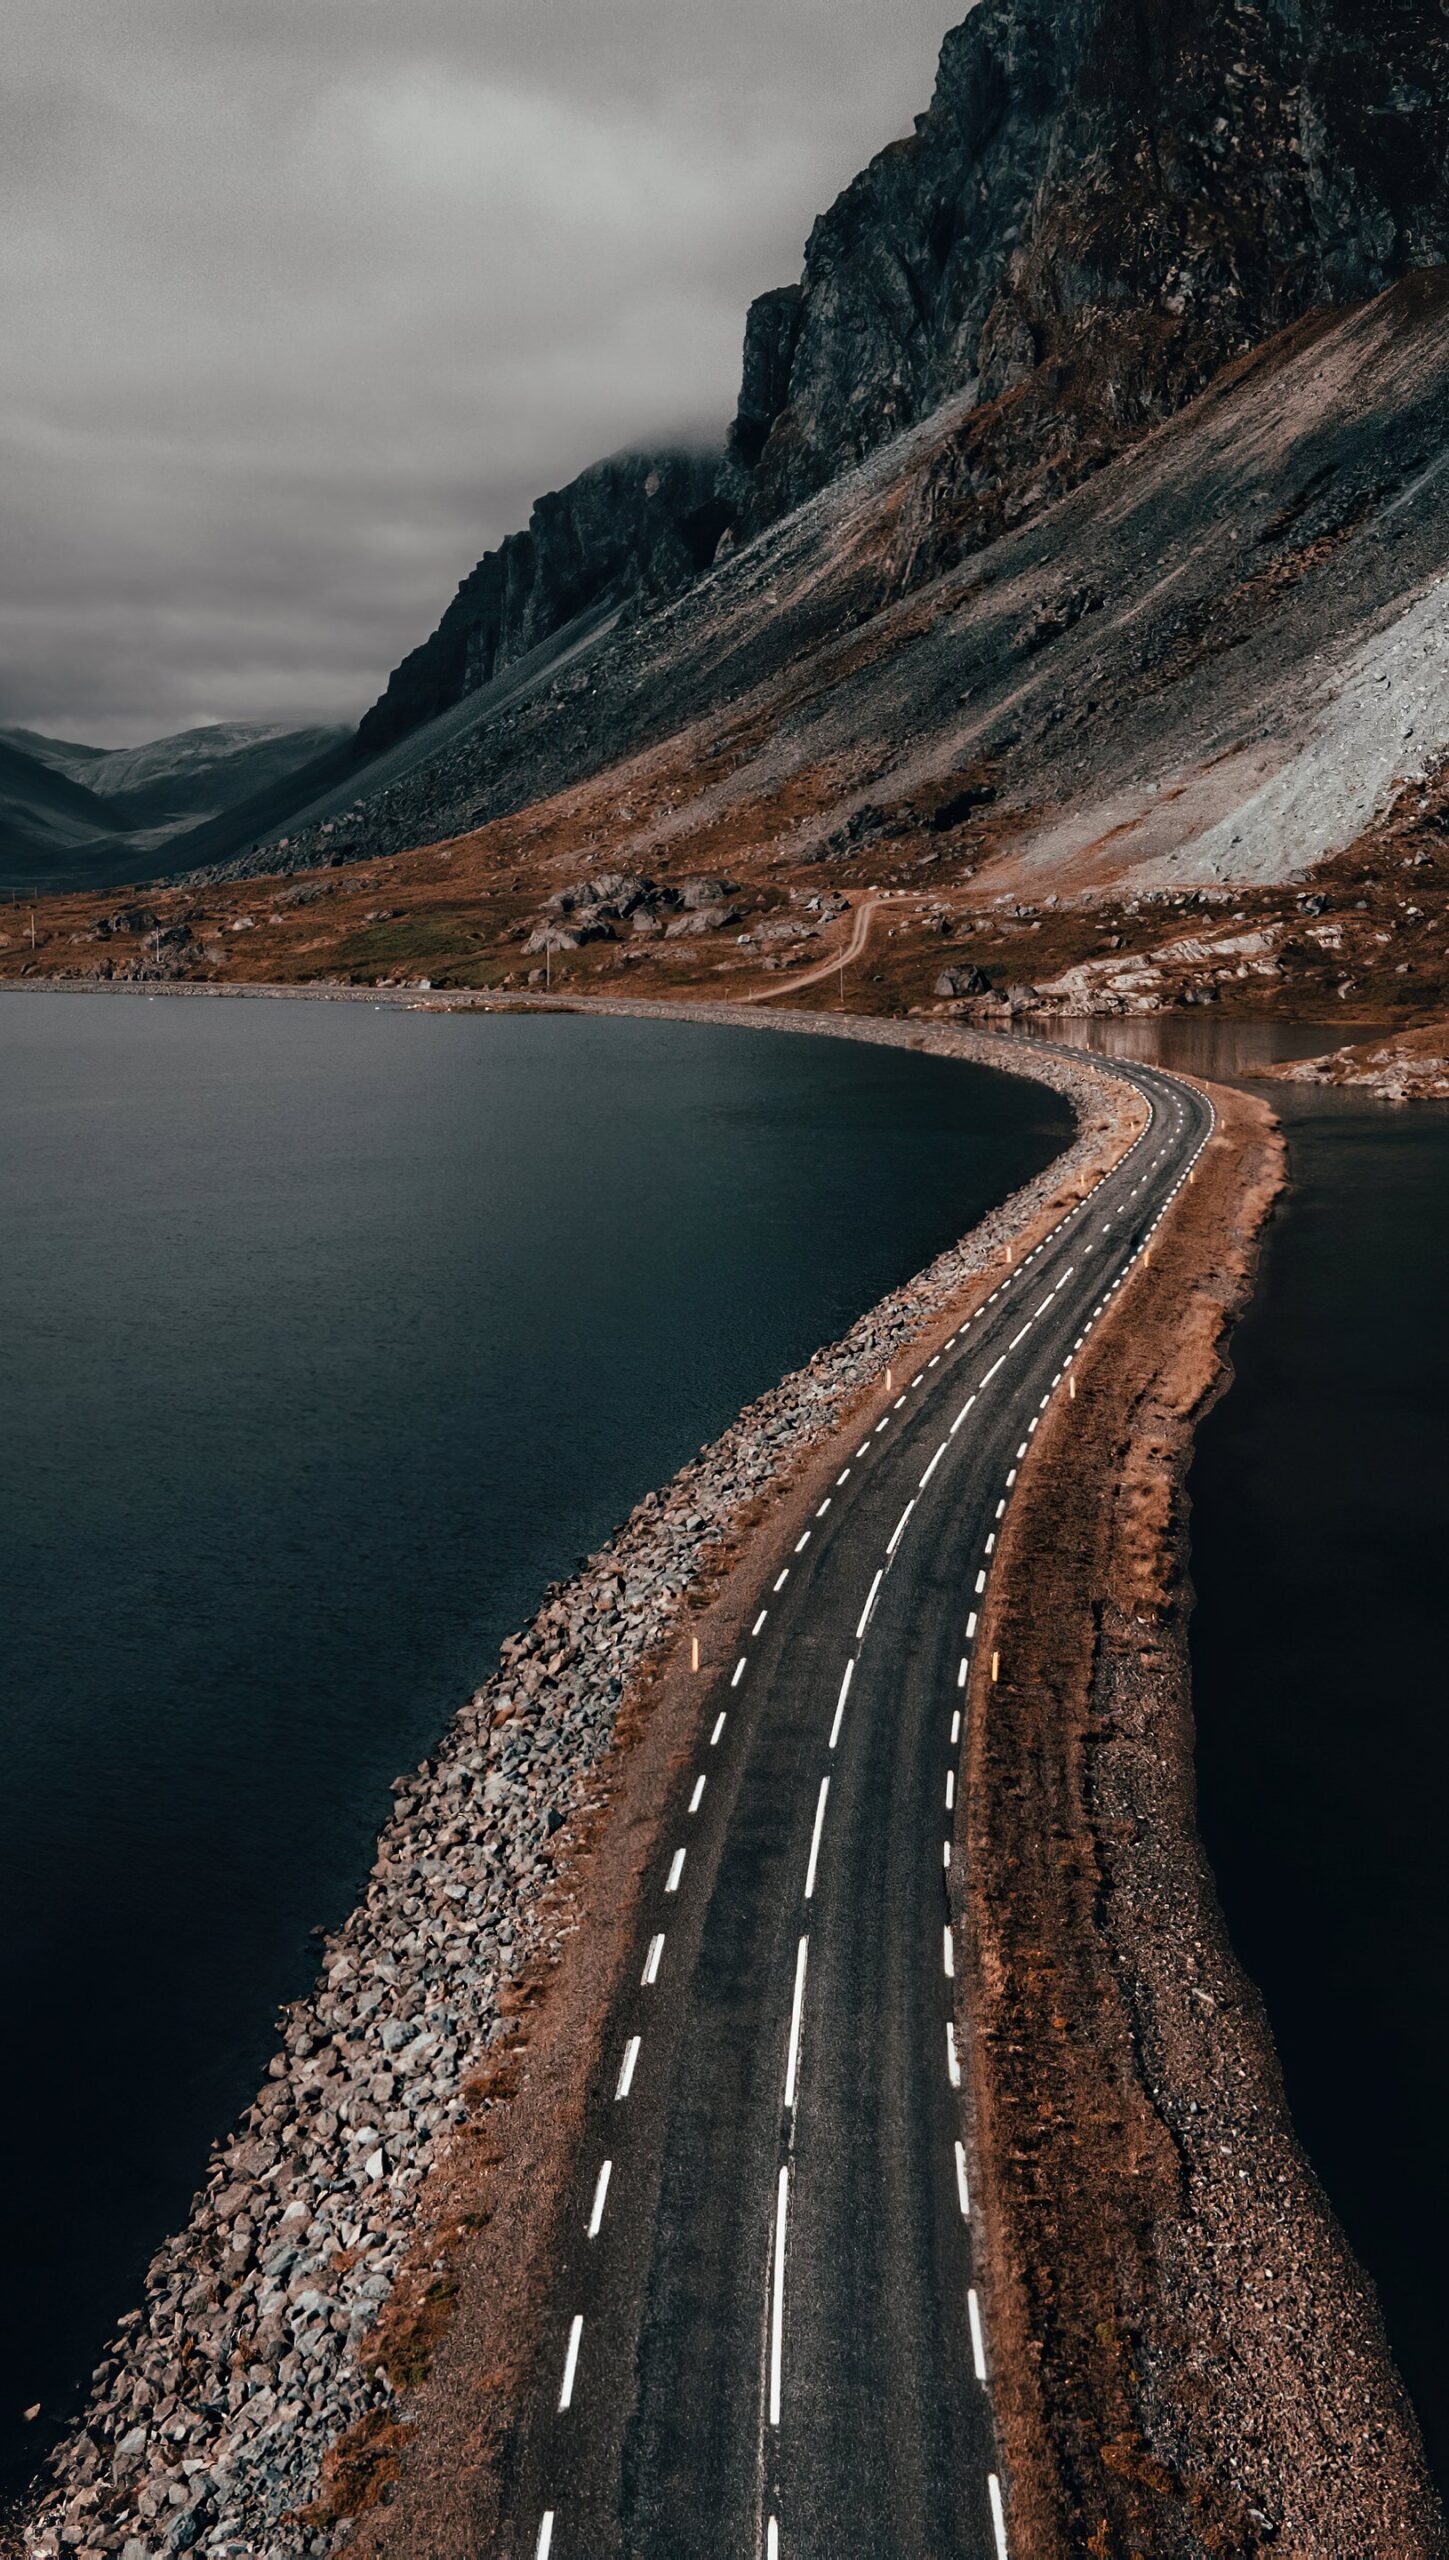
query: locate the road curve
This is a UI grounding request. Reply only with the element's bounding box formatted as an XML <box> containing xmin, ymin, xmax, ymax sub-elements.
<box><xmin>498</xmin><ymin>1043</ymin><xmax>1215</xmax><ymax>2560</ymax></box>
<box><xmin>741</xmin><ymin>895</ymin><xmax>884</xmax><ymax>1004</ymax></box>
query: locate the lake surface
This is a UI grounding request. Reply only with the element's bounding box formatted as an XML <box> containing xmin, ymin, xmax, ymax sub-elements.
<box><xmin>0</xmin><ymin>993</ymin><xmax>1070</xmax><ymax>2490</ymax></box>
<box><xmin>1049</xmin><ymin>1014</ymin><xmax>1449</xmax><ymax>2492</ymax></box>
<box><xmin>1188</xmin><ymin>1083</ymin><xmax>1449</xmax><ymax>2491</ymax></box>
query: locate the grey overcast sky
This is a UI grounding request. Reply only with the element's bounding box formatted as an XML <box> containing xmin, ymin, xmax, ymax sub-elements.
<box><xmin>2</xmin><ymin>0</ymin><xmax>956</xmax><ymax>746</ymax></box>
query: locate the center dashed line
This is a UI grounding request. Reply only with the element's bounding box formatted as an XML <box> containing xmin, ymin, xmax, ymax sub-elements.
<box><xmin>803</xmin><ymin>1777</ymin><xmax>830</xmax><ymax>1900</ymax></box>
<box><xmin>535</xmin><ymin>1065</ymin><xmax>1209</xmax><ymax>2554</ymax></box>
<box><xmin>558</xmin><ymin>2315</ymin><xmax>583</xmax><ymax>2412</ymax></box>
<box><xmin>856</xmin><ymin>1570</ymin><xmax>883</xmax><ymax>1639</ymax></box>
<box><xmin>587</xmin><ymin>2160</ymin><xmax>612</xmax><ymax>2237</ymax></box>
<box><xmin>783</xmin><ymin>1935</ymin><xmax>809</xmax><ymax>2111</ymax></box>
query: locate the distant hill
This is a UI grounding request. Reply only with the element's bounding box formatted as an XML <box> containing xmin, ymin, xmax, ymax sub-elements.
<box><xmin>0</xmin><ymin>733</ymin><xmax>123</xmax><ymax>888</ymax></box>
<box><xmin>0</xmin><ymin>721</ymin><xmax>349</xmax><ymax>893</ymax></box>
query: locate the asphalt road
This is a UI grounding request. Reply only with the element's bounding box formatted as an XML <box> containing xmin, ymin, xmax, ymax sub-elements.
<box><xmin>499</xmin><ymin>1046</ymin><xmax>1215</xmax><ymax>2560</ymax></box>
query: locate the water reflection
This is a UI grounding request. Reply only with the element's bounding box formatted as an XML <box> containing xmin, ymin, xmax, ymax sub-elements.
<box><xmin>1022</xmin><ymin>1009</ymin><xmax>1359</xmax><ymax>1079</ymax></box>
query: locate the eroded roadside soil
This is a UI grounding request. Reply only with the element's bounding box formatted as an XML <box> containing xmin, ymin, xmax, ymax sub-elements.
<box><xmin>961</xmin><ymin>1084</ymin><xmax>1446</xmax><ymax>2557</ymax></box>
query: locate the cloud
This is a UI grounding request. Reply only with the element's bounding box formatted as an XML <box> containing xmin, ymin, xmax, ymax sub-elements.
<box><xmin>1</xmin><ymin>0</ymin><xmax>956</xmax><ymax>744</ymax></box>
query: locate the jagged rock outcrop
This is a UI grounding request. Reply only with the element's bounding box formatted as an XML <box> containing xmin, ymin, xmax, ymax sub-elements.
<box><xmin>737</xmin><ymin>0</ymin><xmax>1449</xmax><ymax>525</ymax></box>
<box><xmin>355</xmin><ymin>450</ymin><xmax>730</xmax><ymax>758</ymax></box>
<box><xmin>347</xmin><ymin>0</ymin><xmax>1449</xmax><ymax>787</ymax></box>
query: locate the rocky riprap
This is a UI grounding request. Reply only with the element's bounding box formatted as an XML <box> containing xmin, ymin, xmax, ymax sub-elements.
<box><xmin>22</xmin><ymin>1024</ymin><xmax>1124</xmax><ymax>2560</ymax></box>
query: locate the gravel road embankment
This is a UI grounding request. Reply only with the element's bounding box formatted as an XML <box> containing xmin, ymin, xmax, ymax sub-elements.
<box><xmin>20</xmin><ymin>1014</ymin><xmax>1123</xmax><ymax>2560</ymax></box>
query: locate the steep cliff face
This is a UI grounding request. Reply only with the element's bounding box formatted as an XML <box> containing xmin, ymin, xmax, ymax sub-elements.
<box><xmin>356</xmin><ymin>450</ymin><xmax>729</xmax><ymax>758</ymax></box>
<box><xmin>738</xmin><ymin>0</ymin><xmax>1449</xmax><ymax>523</ymax></box>
<box><xmin>338</xmin><ymin>0</ymin><xmax>1449</xmax><ymax>794</ymax></box>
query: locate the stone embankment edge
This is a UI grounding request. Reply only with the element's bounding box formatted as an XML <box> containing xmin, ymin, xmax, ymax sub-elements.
<box><xmin>959</xmin><ymin>1082</ymin><xmax>1446</xmax><ymax>2557</ymax></box>
<box><xmin>18</xmin><ymin>1002</ymin><xmax>1141</xmax><ymax>2560</ymax></box>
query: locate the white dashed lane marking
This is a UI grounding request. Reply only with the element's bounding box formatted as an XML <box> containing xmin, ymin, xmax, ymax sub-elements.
<box><xmin>803</xmin><ymin>1778</ymin><xmax>830</xmax><ymax>1901</ymax></box>
<box><xmin>587</xmin><ymin>2160</ymin><xmax>612</xmax><ymax>2238</ymax></box>
<box><xmin>954</xmin><ymin>2141</ymin><xmax>970</xmax><ymax>2218</ymax></box>
<box><xmin>535</xmin><ymin>1066</ymin><xmax>1209</xmax><ymax>2547</ymax></box>
<box><xmin>968</xmin><ymin>2289</ymin><xmax>987</xmax><ymax>2384</ymax></box>
<box><xmin>783</xmin><ymin>1935</ymin><xmax>809</xmax><ymax>2111</ymax></box>
<box><xmin>830</xmin><ymin>1660</ymin><xmax>853</xmax><ymax>1749</ymax></box>
<box><xmin>558</xmin><ymin>2316</ymin><xmax>583</xmax><ymax>2412</ymax></box>
<box><xmin>769</xmin><ymin>2168</ymin><xmax>789</xmax><ymax>2426</ymax></box>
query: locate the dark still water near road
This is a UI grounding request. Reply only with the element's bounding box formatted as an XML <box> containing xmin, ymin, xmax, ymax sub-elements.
<box><xmin>1188</xmin><ymin>1086</ymin><xmax>1449</xmax><ymax>2491</ymax></box>
<box><xmin>0</xmin><ymin>995</ymin><xmax>1069</xmax><ymax>2488</ymax></box>
<box><xmin>1048</xmin><ymin>1015</ymin><xmax>1449</xmax><ymax>2494</ymax></box>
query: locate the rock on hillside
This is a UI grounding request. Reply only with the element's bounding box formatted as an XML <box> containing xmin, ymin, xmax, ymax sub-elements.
<box><xmin>355</xmin><ymin>451</ymin><xmax>730</xmax><ymax>759</ymax></box>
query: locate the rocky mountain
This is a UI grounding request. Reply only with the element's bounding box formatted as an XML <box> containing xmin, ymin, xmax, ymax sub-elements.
<box><xmin>20</xmin><ymin>0</ymin><xmax>1449</xmax><ymax>1000</ymax></box>
<box><xmin>207</xmin><ymin>0</ymin><xmax>1449</xmax><ymax>877</ymax></box>
<box><xmin>730</xmin><ymin>0</ymin><xmax>1449</xmax><ymax>527</ymax></box>
<box><xmin>7</xmin><ymin>720</ymin><xmax>349</xmax><ymax>830</ymax></box>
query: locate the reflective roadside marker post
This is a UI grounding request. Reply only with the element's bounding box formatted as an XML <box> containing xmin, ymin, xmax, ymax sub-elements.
<box><xmin>990</xmin><ymin>1651</ymin><xmax>1000</xmax><ymax>1684</ymax></box>
<box><xmin>691</xmin><ymin>1635</ymin><xmax>699</xmax><ymax>1673</ymax></box>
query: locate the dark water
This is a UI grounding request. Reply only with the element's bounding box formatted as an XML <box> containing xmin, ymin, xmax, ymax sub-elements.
<box><xmin>0</xmin><ymin>994</ymin><xmax>1069</xmax><ymax>2487</ymax></box>
<box><xmin>1188</xmin><ymin>1085</ymin><xmax>1449</xmax><ymax>2489</ymax></box>
<box><xmin>1026</xmin><ymin>1011</ymin><xmax>1350</xmax><ymax>1077</ymax></box>
<box><xmin>1049</xmin><ymin>1013</ymin><xmax>1449</xmax><ymax>2490</ymax></box>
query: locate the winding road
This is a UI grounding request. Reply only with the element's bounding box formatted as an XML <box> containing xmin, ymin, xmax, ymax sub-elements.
<box><xmin>742</xmin><ymin>895</ymin><xmax>886</xmax><ymax>1004</ymax></box>
<box><xmin>498</xmin><ymin>1044</ymin><xmax>1215</xmax><ymax>2560</ymax></box>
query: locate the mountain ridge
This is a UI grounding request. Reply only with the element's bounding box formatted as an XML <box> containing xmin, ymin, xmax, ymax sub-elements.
<box><xmin>0</xmin><ymin>721</ymin><xmax>350</xmax><ymax>892</ymax></box>
<box><xmin>206</xmin><ymin>0</ymin><xmax>1449</xmax><ymax>876</ymax></box>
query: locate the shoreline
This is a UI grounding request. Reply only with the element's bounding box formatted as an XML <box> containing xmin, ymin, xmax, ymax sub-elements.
<box><xmin>15</xmin><ymin>983</ymin><xmax>1435</xmax><ymax>2556</ymax></box>
<box><xmin>963</xmin><ymin>1084</ymin><xmax>1445</xmax><ymax>2553</ymax></box>
<box><xmin>17</xmin><ymin>1009</ymin><xmax>1138</xmax><ymax>2560</ymax></box>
